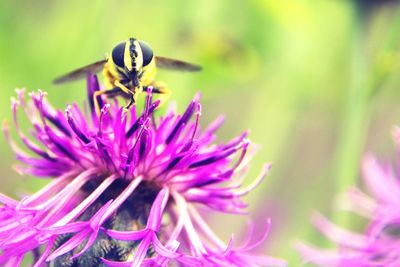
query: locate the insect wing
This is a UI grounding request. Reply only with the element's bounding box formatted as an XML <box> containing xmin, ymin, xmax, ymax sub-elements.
<box><xmin>53</xmin><ymin>59</ymin><xmax>107</xmax><ymax>84</ymax></box>
<box><xmin>155</xmin><ymin>56</ymin><xmax>202</xmax><ymax>72</ymax></box>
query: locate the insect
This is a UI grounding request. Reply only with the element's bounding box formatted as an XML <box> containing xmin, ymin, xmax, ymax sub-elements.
<box><xmin>53</xmin><ymin>37</ymin><xmax>201</xmax><ymax>115</ymax></box>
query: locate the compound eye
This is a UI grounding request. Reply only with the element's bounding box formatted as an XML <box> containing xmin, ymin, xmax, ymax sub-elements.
<box><xmin>111</xmin><ymin>42</ymin><xmax>126</xmax><ymax>68</ymax></box>
<box><xmin>139</xmin><ymin>41</ymin><xmax>153</xmax><ymax>67</ymax></box>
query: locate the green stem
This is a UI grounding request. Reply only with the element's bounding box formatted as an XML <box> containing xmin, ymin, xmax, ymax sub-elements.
<box><xmin>332</xmin><ymin>8</ymin><xmax>372</xmax><ymax>230</ymax></box>
<box><xmin>333</xmin><ymin>5</ymin><xmax>400</xmax><ymax>226</ymax></box>
<box><xmin>333</xmin><ymin>10</ymin><xmax>368</xmax><ymax>198</ymax></box>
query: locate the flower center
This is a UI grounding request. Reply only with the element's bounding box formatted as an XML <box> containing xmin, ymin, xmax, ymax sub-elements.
<box><xmin>49</xmin><ymin>178</ymin><xmax>161</xmax><ymax>266</ymax></box>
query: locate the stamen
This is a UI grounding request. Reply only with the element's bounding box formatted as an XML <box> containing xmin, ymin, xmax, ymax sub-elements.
<box><xmin>65</xmin><ymin>105</ymin><xmax>91</xmax><ymax>144</ymax></box>
<box><xmin>98</xmin><ymin>176</ymin><xmax>143</xmax><ymax>225</ymax></box>
<box><xmin>231</xmin><ymin>139</ymin><xmax>250</xmax><ymax>171</ymax></box>
<box><xmin>24</xmin><ymin>170</ymin><xmax>78</xmax><ymax>206</ymax></box>
<box><xmin>234</xmin><ymin>163</ymin><xmax>270</xmax><ymax>197</ymax></box>
<box><xmin>171</xmin><ymin>190</ymin><xmax>207</xmax><ymax>255</ymax></box>
<box><xmin>144</xmin><ymin>86</ymin><xmax>153</xmax><ymax>117</ymax></box>
<box><xmin>189</xmin><ymin>139</ymin><xmax>249</xmax><ymax>169</ymax></box>
<box><xmin>138</xmin><ymin>130</ymin><xmax>148</xmax><ymax>160</ymax></box>
<box><xmin>124</xmin><ymin>117</ymin><xmax>150</xmax><ymax>178</ymax></box>
<box><xmin>98</xmin><ymin>104</ymin><xmax>110</xmax><ymax>137</ymax></box>
<box><xmin>240</xmin><ymin>219</ymin><xmax>271</xmax><ymax>251</ymax></box>
<box><xmin>191</xmin><ymin>103</ymin><xmax>202</xmax><ymax>143</ymax></box>
<box><xmin>188</xmin><ymin>206</ymin><xmax>226</xmax><ymax>250</ymax></box>
<box><xmin>7</xmin><ymin>112</ymin><xmax>55</xmax><ymax>162</ymax></box>
<box><xmin>42</xmin><ymin>108</ymin><xmax>71</xmax><ymax>137</ymax></box>
<box><xmin>32</xmin><ymin>237</ymin><xmax>55</xmax><ymax>267</ymax></box>
<box><xmin>126</xmin><ymin>100</ymin><xmax>159</xmax><ymax>138</ymax></box>
<box><xmin>44</xmin><ymin>125</ymin><xmax>78</xmax><ymax>162</ymax></box>
<box><xmin>51</xmin><ymin>174</ymin><xmax>117</xmax><ymax>226</ymax></box>
<box><xmin>37</xmin><ymin>169</ymin><xmax>97</xmax><ymax>225</ymax></box>
<box><xmin>166</xmin><ymin>99</ymin><xmax>197</xmax><ymax>144</ymax></box>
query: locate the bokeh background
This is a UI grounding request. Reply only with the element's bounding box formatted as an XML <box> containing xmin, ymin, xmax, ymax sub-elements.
<box><xmin>2</xmin><ymin>1</ymin><xmax>400</xmax><ymax>265</ymax></box>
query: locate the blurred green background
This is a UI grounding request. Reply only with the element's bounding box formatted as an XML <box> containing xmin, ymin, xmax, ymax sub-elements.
<box><xmin>2</xmin><ymin>0</ymin><xmax>400</xmax><ymax>265</ymax></box>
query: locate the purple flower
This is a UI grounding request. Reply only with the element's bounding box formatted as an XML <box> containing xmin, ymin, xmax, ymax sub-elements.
<box><xmin>0</xmin><ymin>74</ymin><xmax>286</xmax><ymax>267</ymax></box>
<box><xmin>297</xmin><ymin>128</ymin><xmax>400</xmax><ymax>266</ymax></box>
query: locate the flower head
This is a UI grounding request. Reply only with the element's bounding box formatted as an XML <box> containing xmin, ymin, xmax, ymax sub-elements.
<box><xmin>297</xmin><ymin>128</ymin><xmax>400</xmax><ymax>266</ymax></box>
<box><xmin>0</xmin><ymin>75</ymin><xmax>286</xmax><ymax>266</ymax></box>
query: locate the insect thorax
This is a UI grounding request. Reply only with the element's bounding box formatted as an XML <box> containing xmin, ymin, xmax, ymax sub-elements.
<box><xmin>103</xmin><ymin>58</ymin><xmax>157</xmax><ymax>90</ymax></box>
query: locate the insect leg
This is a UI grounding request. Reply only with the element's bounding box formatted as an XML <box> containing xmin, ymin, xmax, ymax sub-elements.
<box><xmin>125</xmin><ymin>94</ymin><xmax>135</xmax><ymax>110</ymax></box>
<box><xmin>114</xmin><ymin>81</ymin><xmax>139</xmax><ymax>110</ymax></box>
<box><xmin>144</xmin><ymin>81</ymin><xmax>171</xmax><ymax>108</ymax></box>
<box><xmin>94</xmin><ymin>90</ymin><xmax>110</xmax><ymax>116</ymax></box>
<box><xmin>93</xmin><ymin>87</ymin><xmax>126</xmax><ymax>116</ymax></box>
<box><xmin>143</xmin><ymin>83</ymin><xmax>170</xmax><ymax>128</ymax></box>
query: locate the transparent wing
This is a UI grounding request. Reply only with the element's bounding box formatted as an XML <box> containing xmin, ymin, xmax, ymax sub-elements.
<box><xmin>53</xmin><ymin>59</ymin><xmax>107</xmax><ymax>84</ymax></box>
<box><xmin>155</xmin><ymin>56</ymin><xmax>202</xmax><ymax>72</ymax></box>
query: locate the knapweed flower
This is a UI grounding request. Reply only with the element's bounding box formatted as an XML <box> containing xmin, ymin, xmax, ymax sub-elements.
<box><xmin>0</xmin><ymin>74</ymin><xmax>286</xmax><ymax>267</ymax></box>
<box><xmin>297</xmin><ymin>128</ymin><xmax>400</xmax><ymax>266</ymax></box>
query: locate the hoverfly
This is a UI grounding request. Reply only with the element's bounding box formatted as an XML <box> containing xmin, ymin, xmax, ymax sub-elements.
<box><xmin>54</xmin><ymin>38</ymin><xmax>201</xmax><ymax>115</ymax></box>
